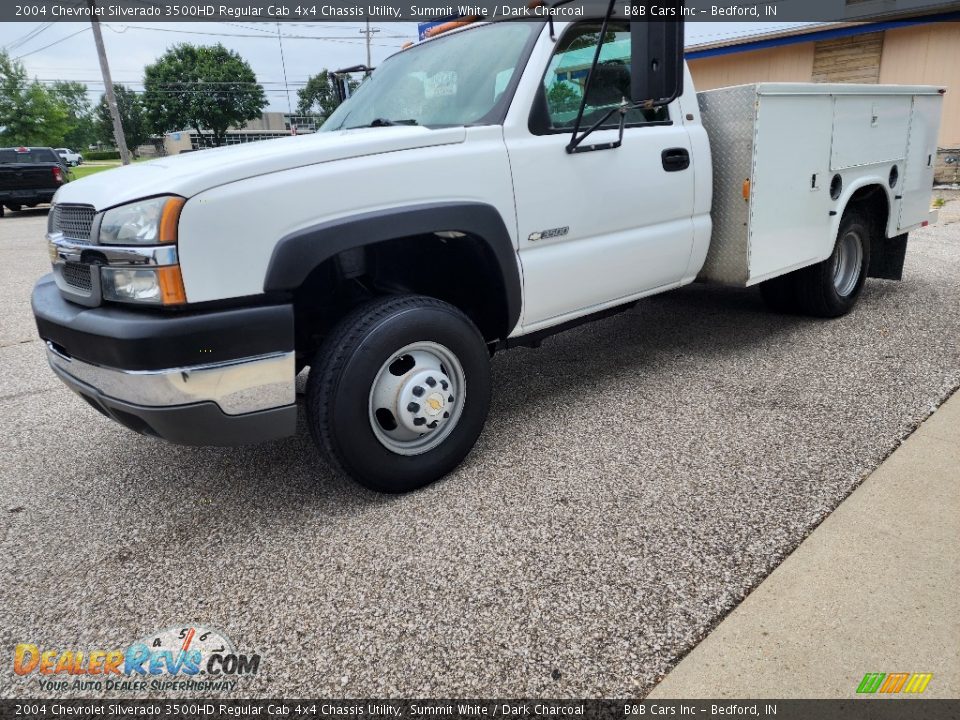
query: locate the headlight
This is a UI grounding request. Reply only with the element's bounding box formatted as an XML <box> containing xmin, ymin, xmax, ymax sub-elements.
<box><xmin>101</xmin><ymin>266</ymin><xmax>186</xmax><ymax>305</ymax></box>
<box><xmin>99</xmin><ymin>196</ymin><xmax>185</xmax><ymax>245</ymax></box>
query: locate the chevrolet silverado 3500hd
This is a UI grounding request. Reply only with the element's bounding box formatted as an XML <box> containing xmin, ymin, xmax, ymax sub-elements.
<box><xmin>32</xmin><ymin>9</ymin><xmax>944</xmax><ymax>492</ymax></box>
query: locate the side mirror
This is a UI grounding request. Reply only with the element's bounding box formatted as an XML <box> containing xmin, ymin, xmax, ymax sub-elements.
<box><xmin>333</xmin><ymin>76</ymin><xmax>351</xmax><ymax>105</ymax></box>
<box><xmin>630</xmin><ymin>6</ymin><xmax>685</xmax><ymax>106</ymax></box>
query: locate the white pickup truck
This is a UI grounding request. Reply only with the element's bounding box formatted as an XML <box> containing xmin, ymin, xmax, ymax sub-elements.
<box><xmin>32</xmin><ymin>10</ymin><xmax>944</xmax><ymax>492</ymax></box>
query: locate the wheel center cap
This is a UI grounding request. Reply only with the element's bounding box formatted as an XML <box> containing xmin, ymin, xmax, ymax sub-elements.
<box><xmin>424</xmin><ymin>393</ymin><xmax>445</xmax><ymax>416</ymax></box>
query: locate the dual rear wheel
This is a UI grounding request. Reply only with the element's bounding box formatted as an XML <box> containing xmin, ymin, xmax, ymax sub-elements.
<box><xmin>760</xmin><ymin>211</ymin><xmax>872</xmax><ymax>318</ymax></box>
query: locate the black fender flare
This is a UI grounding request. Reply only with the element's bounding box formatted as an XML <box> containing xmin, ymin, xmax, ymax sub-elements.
<box><xmin>263</xmin><ymin>202</ymin><xmax>522</xmax><ymax>335</ymax></box>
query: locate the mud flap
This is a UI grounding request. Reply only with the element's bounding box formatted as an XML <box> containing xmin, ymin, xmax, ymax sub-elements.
<box><xmin>869</xmin><ymin>233</ymin><xmax>909</xmax><ymax>281</ymax></box>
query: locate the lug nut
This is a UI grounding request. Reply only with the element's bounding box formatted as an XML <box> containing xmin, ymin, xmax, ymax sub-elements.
<box><xmin>407</xmin><ymin>402</ymin><xmax>420</xmax><ymax>413</ymax></box>
<box><xmin>426</xmin><ymin>377</ymin><xmax>437</xmax><ymax>387</ymax></box>
<box><xmin>448</xmin><ymin>395</ymin><xmax>454</xmax><ymax>403</ymax></box>
<box><xmin>440</xmin><ymin>380</ymin><xmax>449</xmax><ymax>391</ymax></box>
<box><xmin>428</xmin><ymin>421</ymin><xmax>438</xmax><ymax>429</ymax></box>
<box><xmin>443</xmin><ymin>412</ymin><xmax>449</xmax><ymax>419</ymax></box>
<box><xmin>414</xmin><ymin>417</ymin><xmax>426</xmax><ymax>427</ymax></box>
<box><xmin>412</xmin><ymin>386</ymin><xmax>424</xmax><ymax>397</ymax></box>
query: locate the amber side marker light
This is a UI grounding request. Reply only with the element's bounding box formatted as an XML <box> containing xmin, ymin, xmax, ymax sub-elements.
<box><xmin>160</xmin><ymin>197</ymin><xmax>187</xmax><ymax>303</ymax></box>
<box><xmin>159</xmin><ymin>196</ymin><xmax>186</xmax><ymax>244</ymax></box>
<box><xmin>742</xmin><ymin>178</ymin><xmax>751</xmax><ymax>202</ymax></box>
<box><xmin>157</xmin><ymin>266</ymin><xmax>187</xmax><ymax>305</ymax></box>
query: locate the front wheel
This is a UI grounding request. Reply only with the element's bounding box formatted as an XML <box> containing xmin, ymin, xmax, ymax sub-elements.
<box><xmin>306</xmin><ymin>295</ymin><xmax>491</xmax><ymax>493</ymax></box>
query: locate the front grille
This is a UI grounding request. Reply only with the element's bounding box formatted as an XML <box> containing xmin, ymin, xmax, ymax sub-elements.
<box><xmin>62</xmin><ymin>262</ymin><xmax>93</xmax><ymax>292</ymax></box>
<box><xmin>52</xmin><ymin>204</ymin><xmax>96</xmax><ymax>241</ymax></box>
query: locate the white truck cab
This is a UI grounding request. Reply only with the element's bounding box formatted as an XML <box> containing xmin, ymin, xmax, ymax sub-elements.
<box><xmin>32</xmin><ymin>11</ymin><xmax>944</xmax><ymax>492</ymax></box>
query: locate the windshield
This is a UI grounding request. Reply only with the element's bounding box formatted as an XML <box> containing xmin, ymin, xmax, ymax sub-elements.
<box><xmin>322</xmin><ymin>22</ymin><xmax>536</xmax><ymax>131</ymax></box>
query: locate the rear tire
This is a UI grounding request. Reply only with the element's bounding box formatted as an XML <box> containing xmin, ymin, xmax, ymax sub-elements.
<box><xmin>794</xmin><ymin>211</ymin><xmax>872</xmax><ymax>318</ymax></box>
<box><xmin>306</xmin><ymin>295</ymin><xmax>491</xmax><ymax>493</ymax></box>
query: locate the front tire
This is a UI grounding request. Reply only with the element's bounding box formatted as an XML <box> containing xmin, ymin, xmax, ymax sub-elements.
<box><xmin>306</xmin><ymin>295</ymin><xmax>491</xmax><ymax>493</ymax></box>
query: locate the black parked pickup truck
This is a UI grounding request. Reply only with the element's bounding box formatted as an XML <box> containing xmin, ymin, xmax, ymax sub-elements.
<box><xmin>0</xmin><ymin>146</ymin><xmax>69</xmax><ymax>217</ymax></box>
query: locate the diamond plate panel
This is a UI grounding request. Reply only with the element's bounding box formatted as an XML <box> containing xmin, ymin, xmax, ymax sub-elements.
<box><xmin>696</xmin><ymin>84</ymin><xmax>760</xmax><ymax>285</ymax></box>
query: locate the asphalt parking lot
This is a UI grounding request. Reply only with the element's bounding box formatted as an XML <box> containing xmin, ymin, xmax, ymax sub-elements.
<box><xmin>1</xmin><ymin>203</ymin><xmax>958</xmax><ymax>698</ymax></box>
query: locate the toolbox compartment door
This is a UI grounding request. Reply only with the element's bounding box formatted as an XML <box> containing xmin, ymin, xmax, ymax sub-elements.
<box><xmin>830</xmin><ymin>95</ymin><xmax>911</xmax><ymax>170</ymax></box>
<box><xmin>748</xmin><ymin>93</ymin><xmax>835</xmax><ymax>284</ymax></box>
<box><xmin>898</xmin><ymin>94</ymin><xmax>941</xmax><ymax>232</ymax></box>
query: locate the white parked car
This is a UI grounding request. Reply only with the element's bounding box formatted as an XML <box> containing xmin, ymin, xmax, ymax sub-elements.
<box><xmin>55</xmin><ymin>148</ymin><xmax>83</xmax><ymax>166</ymax></box>
<box><xmin>33</xmin><ymin>11</ymin><xmax>944</xmax><ymax>493</ymax></box>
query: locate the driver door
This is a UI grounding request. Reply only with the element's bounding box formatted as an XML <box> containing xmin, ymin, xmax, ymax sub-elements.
<box><xmin>505</xmin><ymin>22</ymin><xmax>695</xmax><ymax>330</ymax></box>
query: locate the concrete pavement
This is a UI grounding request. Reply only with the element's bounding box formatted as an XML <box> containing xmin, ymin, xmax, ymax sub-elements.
<box><xmin>649</xmin><ymin>391</ymin><xmax>960</xmax><ymax>699</ymax></box>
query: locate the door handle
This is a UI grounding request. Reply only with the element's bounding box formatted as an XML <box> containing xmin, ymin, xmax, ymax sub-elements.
<box><xmin>662</xmin><ymin>148</ymin><xmax>690</xmax><ymax>172</ymax></box>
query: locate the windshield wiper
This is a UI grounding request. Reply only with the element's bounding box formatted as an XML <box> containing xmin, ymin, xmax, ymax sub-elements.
<box><xmin>346</xmin><ymin>118</ymin><xmax>418</xmax><ymax>129</ymax></box>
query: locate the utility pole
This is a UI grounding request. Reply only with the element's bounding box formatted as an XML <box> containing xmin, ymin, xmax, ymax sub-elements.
<box><xmin>277</xmin><ymin>22</ymin><xmax>293</xmax><ymax>117</ymax></box>
<box><xmin>361</xmin><ymin>17</ymin><xmax>380</xmax><ymax>69</ymax></box>
<box><xmin>89</xmin><ymin>0</ymin><xmax>130</xmax><ymax>165</ymax></box>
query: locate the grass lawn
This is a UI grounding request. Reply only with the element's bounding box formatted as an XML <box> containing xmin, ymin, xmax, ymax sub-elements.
<box><xmin>69</xmin><ymin>162</ymin><xmax>121</xmax><ymax>180</ymax></box>
<box><xmin>69</xmin><ymin>157</ymin><xmax>152</xmax><ymax>181</ymax></box>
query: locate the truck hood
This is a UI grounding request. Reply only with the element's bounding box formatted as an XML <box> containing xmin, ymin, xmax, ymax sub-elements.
<box><xmin>54</xmin><ymin>125</ymin><xmax>467</xmax><ymax>211</ymax></box>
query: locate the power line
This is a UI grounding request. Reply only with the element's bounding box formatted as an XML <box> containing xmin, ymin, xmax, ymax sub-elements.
<box><xmin>13</xmin><ymin>27</ymin><xmax>90</xmax><ymax>60</ymax></box>
<box><xmin>276</xmin><ymin>22</ymin><xmax>292</xmax><ymax>114</ymax></box>
<box><xmin>5</xmin><ymin>22</ymin><xmax>54</xmax><ymax>53</ymax></box>
<box><xmin>18</xmin><ymin>79</ymin><xmax>323</xmax><ymax>95</ymax></box>
<box><xmin>32</xmin><ymin>78</ymin><xmax>317</xmax><ymax>86</ymax></box>
<box><xmin>111</xmin><ymin>23</ymin><xmax>409</xmax><ymax>40</ymax></box>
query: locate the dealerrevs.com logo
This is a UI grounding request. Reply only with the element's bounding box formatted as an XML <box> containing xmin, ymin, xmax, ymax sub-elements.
<box><xmin>13</xmin><ymin>625</ymin><xmax>261</xmax><ymax>692</ymax></box>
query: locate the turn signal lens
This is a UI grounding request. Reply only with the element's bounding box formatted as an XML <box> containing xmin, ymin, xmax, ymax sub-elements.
<box><xmin>742</xmin><ymin>179</ymin><xmax>751</xmax><ymax>202</ymax></box>
<box><xmin>158</xmin><ymin>197</ymin><xmax>185</xmax><ymax>244</ymax></box>
<box><xmin>101</xmin><ymin>265</ymin><xmax>186</xmax><ymax>305</ymax></box>
<box><xmin>156</xmin><ymin>266</ymin><xmax>187</xmax><ymax>305</ymax></box>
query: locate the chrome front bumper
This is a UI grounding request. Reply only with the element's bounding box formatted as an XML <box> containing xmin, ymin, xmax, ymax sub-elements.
<box><xmin>46</xmin><ymin>344</ymin><xmax>298</xmax><ymax>446</ymax></box>
<box><xmin>47</xmin><ymin>342</ymin><xmax>295</xmax><ymax>416</ymax></box>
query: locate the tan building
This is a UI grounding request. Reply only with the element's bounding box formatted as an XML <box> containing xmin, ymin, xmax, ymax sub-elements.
<box><xmin>687</xmin><ymin>11</ymin><xmax>960</xmax><ymax>183</ymax></box>
<box><xmin>157</xmin><ymin>112</ymin><xmax>323</xmax><ymax>155</ymax></box>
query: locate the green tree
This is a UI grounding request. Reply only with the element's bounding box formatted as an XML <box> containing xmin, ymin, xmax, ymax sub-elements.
<box><xmin>0</xmin><ymin>51</ymin><xmax>71</xmax><ymax>146</ymax></box>
<box><xmin>296</xmin><ymin>70</ymin><xmax>355</xmax><ymax>119</ymax></box>
<box><xmin>96</xmin><ymin>84</ymin><xmax>149</xmax><ymax>153</ymax></box>
<box><xmin>50</xmin><ymin>81</ymin><xmax>96</xmax><ymax>149</ymax></box>
<box><xmin>143</xmin><ymin>43</ymin><xmax>266</xmax><ymax>147</ymax></box>
<box><xmin>547</xmin><ymin>82</ymin><xmax>582</xmax><ymax>114</ymax></box>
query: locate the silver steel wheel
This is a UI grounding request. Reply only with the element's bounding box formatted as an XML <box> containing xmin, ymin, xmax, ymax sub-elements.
<box><xmin>832</xmin><ymin>228</ymin><xmax>864</xmax><ymax>297</ymax></box>
<box><xmin>368</xmin><ymin>341</ymin><xmax>466</xmax><ymax>456</ymax></box>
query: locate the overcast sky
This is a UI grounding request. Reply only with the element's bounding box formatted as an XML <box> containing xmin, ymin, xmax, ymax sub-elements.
<box><xmin>0</xmin><ymin>20</ymin><xmax>808</xmax><ymax>113</ymax></box>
